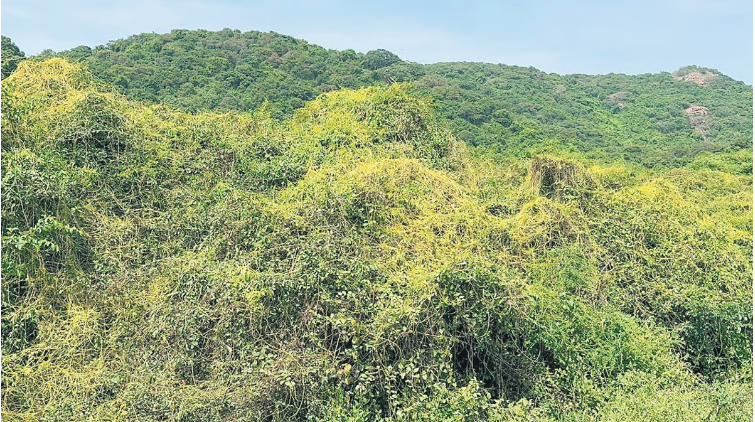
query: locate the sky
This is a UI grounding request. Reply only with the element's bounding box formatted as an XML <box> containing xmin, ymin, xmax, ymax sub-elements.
<box><xmin>2</xmin><ymin>0</ymin><xmax>753</xmax><ymax>84</ymax></box>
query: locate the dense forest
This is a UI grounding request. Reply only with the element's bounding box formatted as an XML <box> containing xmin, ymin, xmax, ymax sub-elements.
<box><xmin>0</xmin><ymin>30</ymin><xmax>752</xmax><ymax>421</ymax></box>
<box><xmin>14</xmin><ymin>29</ymin><xmax>753</xmax><ymax>168</ymax></box>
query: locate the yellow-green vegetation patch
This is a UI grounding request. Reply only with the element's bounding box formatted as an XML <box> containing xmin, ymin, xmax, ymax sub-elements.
<box><xmin>1</xmin><ymin>59</ymin><xmax>752</xmax><ymax>421</ymax></box>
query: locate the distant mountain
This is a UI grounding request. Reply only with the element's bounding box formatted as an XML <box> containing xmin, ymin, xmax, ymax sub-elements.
<box><xmin>7</xmin><ymin>29</ymin><xmax>746</xmax><ymax>168</ymax></box>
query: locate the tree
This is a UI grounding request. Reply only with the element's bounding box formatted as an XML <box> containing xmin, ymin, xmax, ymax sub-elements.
<box><xmin>362</xmin><ymin>49</ymin><xmax>401</xmax><ymax>70</ymax></box>
<box><xmin>1</xmin><ymin>36</ymin><xmax>25</xmax><ymax>79</ymax></box>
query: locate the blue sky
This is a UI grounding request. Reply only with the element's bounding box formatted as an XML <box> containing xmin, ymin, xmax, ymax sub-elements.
<box><xmin>2</xmin><ymin>0</ymin><xmax>752</xmax><ymax>83</ymax></box>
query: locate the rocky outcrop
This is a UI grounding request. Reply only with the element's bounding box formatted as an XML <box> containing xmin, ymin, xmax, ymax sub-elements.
<box><xmin>685</xmin><ymin>105</ymin><xmax>710</xmax><ymax>138</ymax></box>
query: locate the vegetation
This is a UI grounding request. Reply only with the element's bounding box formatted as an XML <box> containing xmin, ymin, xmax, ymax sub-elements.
<box><xmin>1</xmin><ymin>36</ymin><xmax>25</xmax><ymax>79</ymax></box>
<box><xmin>15</xmin><ymin>29</ymin><xmax>749</xmax><ymax>169</ymax></box>
<box><xmin>50</xmin><ymin>29</ymin><xmax>382</xmax><ymax>117</ymax></box>
<box><xmin>1</xmin><ymin>57</ymin><xmax>751</xmax><ymax>421</ymax></box>
<box><xmin>419</xmin><ymin>63</ymin><xmax>752</xmax><ymax>168</ymax></box>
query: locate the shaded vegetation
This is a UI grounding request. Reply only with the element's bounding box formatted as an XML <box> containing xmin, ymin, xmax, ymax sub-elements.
<box><xmin>1</xmin><ymin>58</ymin><xmax>751</xmax><ymax>421</ymax></box>
<box><xmin>1</xmin><ymin>36</ymin><xmax>25</xmax><ymax>79</ymax></box>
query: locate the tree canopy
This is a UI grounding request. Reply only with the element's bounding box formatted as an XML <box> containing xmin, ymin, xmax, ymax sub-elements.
<box><xmin>1</xmin><ymin>35</ymin><xmax>25</xmax><ymax>79</ymax></box>
<box><xmin>14</xmin><ymin>29</ymin><xmax>747</xmax><ymax>169</ymax></box>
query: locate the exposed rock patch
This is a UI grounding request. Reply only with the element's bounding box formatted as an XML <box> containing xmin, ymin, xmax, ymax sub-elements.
<box><xmin>685</xmin><ymin>105</ymin><xmax>710</xmax><ymax>138</ymax></box>
<box><xmin>674</xmin><ymin>70</ymin><xmax>718</xmax><ymax>86</ymax></box>
<box><xmin>685</xmin><ymin>105</ymin><xmax>709</xmax><ymax>116</ymax></box>
<box><xmin>607</xmin><ymin>91</ymin><xmax>631</xmax><ymax>108</ymax></box>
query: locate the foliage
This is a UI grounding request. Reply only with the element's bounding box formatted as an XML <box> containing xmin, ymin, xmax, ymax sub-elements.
<box><xmin>2</xmin><ymin>35</ymin><xmax>26</xmax><ymax>79</ymax></box>
<box><xmin>420</xmin><ymin>62</ymin><xmax>752</xmax><ymax>167</ymax></box>
<box><xmin>4</xmin><ymin>29</ymin><xmax>747</xmax><ymax>168</ymax></box>
<box><xmin>48</xmin><ymin>29</ymin><xmax>384</xmax><ymax>118</ymax></box>
<box><xmin>1</xmin><ymin>58</ymin><xmax>751</xmax><ymax>421</ymax></box>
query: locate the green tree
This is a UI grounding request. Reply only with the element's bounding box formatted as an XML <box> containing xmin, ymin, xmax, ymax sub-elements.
<box><xmin>362</xmin><ymin>48</ymin><xmax>401</xmax><ymax>70</ymax></box>
<box><xmin>1</xmin><ymin>35</ymin><xmax>25</xmax><ymax>79</ymax></box>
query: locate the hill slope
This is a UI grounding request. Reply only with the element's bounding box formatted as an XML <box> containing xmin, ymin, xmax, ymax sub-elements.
<box><xmin>1</xmin><ymin>59</ymin><xmax>752</xmax><ymax>421</ymax></box>
<box><xmin>19</xmin><ymin>28</ymin><xmax>750</xmax><ymax>168</ymax></box>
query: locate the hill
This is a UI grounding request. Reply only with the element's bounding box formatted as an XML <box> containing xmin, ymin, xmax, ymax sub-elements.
<box><xmin>4</xmin><ymin>29</ymin><xmax>748</xmax><ymax>169</ymax></box>
<box><xmin>1</xmin><ymin>58</ymin><xmax>752</xmax><ymax>421</ymax></box>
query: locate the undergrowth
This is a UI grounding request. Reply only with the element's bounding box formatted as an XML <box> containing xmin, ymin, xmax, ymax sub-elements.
<box><xmin>1</xmin><ymin>59</ymin><xmax>752</xmax><ymax>421</ymax></box>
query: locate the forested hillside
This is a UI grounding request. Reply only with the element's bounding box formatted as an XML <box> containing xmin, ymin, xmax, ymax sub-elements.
<box><xmin>2</xmin><ymin>26</ymin><xmax>753</xmax><ymax>421</ymax></box>
<box><xmin>1</xmin><ymin>55</ymin><xmax>752</xmax><ymax>421</ymax></box>
<box><xmin>7</xmin><ymin>29</ymin><xmax>749</xmax><ymax>168</ymax></box>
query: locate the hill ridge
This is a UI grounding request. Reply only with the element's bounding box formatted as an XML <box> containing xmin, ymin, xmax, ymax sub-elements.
<box><xmin>3</xmin><ymin>29</ymin><xmax>750</xmax><ymax>170</ymax></box>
